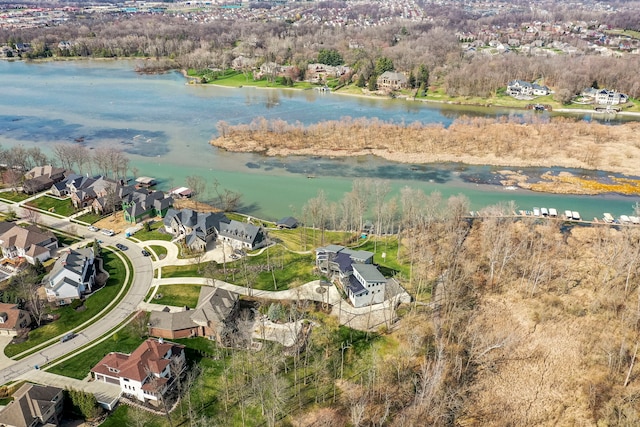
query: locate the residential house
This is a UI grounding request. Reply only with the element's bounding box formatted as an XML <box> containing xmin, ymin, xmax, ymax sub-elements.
<box><xmin>507</xmin><ymin>80</ymin><xmax>550</xmax><ymax>97</ymax></box>
<box><xmin>91</xmin><ymin>338</ymin><xmax>186</xmax><ymax>405</ymax></box>
<box><xmin>49</xmin><ymin>173</ymin><xmax>82</xmax><ymax>197</ymax></box>
<box><xmin>0</xmin><ymin>224</ymin><xmax>58</xmax><ymax>265</ymax></box>
<box><xmin>67</xmin><ymin>176</ymin><xmax>118</xmax><ymax>209</ymax></box>
<box><xmin>218</xmin><ymin>220</ymin><xmax>267</xmax><ymax>251</ymax></box>
<box><xmin>22</xmin><ymin>165</ymin><xmax>68</xmax><ymax>194</ymax></box>
<box><xmin>276</xmin><ymin>216</ymin><xmax>298</xmax><ymax>229</ymax></box>
<box><xmin>316</xmin><ymin>244</ymin><xmax>387</xmax><ymax>307</ymax></box>
<box><xmin>121</xmin><ymin>188</ymin><xmax>173</xmax><ymax>224</ymax></box>
<box><xmin>0</xmin><ymin>383</ymin><xmax>64</xmax><ymax>427</ymax></box>
<box><xmin>0</xmin><ymin>303</ymin><xmax>30</xmax><ymax>336</ymax></box>
<box><xmin>43</xmin><ymin>248</ymin><xmax>96</xmax><ymax>305</ymax></box>
<box><xmin>376</xmin><ymin>71</ymin><xmax>407</xmax><ymax>91</ymax></box>
<box><xmin>595</xmin><ymin>89</ymin><xmax>628</xmax><ymax>105</ymax></box>
<box><xmin>163</xmin><ymin>208</ymin><xmax>230</xmax><ymax>252</ymax></box>
<box><xmin>148</xmin><ymin>287</ymin><xmax>240</xmax><ymax>345</ymax></box>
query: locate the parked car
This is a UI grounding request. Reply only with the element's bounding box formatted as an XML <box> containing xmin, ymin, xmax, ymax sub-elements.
<box><xmin>88</xmin><ymin>225</ymin><xmax>99</xmax><ymax>232</ymax></box>
<box><xmin>141</xmin><ymin>249</ymin><xmax>150</xmax><ymax>257</ymax></box>
<box><xmin>101</xmin><ymin>229</ymin><xmax>115</xmax><ymax>236</ymax></box>
<box><xmin>61</xmin><ymin>332</ymin><xmax>75</xmax><ymax>343</ymax></box>
<box><xmin>116</xmin><ymin>243</ymin><xmax>128</xmax><ymax>251</ymax></box>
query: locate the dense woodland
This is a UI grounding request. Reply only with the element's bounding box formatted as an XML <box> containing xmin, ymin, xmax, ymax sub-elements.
<box><xmin>2</xmin><ymin>2</ymin><xmax>640</xmax><ymax>97</ymax></box>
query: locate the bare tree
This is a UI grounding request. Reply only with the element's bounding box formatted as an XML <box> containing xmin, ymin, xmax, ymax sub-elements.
<box><xmin>185</xmin><ymin>175</ymin><xmax>207</xmax><ymax>210</ymax></box>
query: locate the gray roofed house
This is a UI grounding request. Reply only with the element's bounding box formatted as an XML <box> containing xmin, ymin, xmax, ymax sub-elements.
<box><xmin>218</xmin><ymin>220</ymin><xmax>267</xmax><ymax>250</ymax></box>
<box><xmin>122</xmin><ymin>188</ymin><xmax>173</xmax><ymax>223</ymax></box>
<box><xmin>276</xmin><ymin>216</ymin><xmax>299</xmax><ymax>229</ymax></box>
<box><xmin>377</xmin><ymin>71</ymin><xmax>407</xmax><ymax>91</ymax></box>
<box><xmin>0</xmin><ymin>224</ymin><xmax>58</xmax><ymax>265</ymax></box>
<box><xmin>163</xmin><ymin>208</ymin><xmax>230</xmax><ymax>252</ymax></box>
<box><xmin>0</xmin><ymin>383</ymin><xmax>64</xmax><ymax>427</ymax></box>
<box><xmin>43</xmin><ymin>248</ymin><xmax>96</xmax><ymax>305</ymax></box>
<box><xmin>315</xmin><ymin>244</ymin><xmax>386</xmax><ymax>307</ymax></box>
<box><xmin>148</xmin><ymin>287</ymin><xmax>240</xmax><ymax>345</ymax></box>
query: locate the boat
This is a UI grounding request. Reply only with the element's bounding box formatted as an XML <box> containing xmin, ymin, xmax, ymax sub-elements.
<box><xmin>572</xmin><ymin>211</ymin><xmax>581</xmax><ymax>221</ymax></box>
<box><xmin>565</xmin><ymin>210</ymin><xmax>573</xmax><ymax>219</ymax></box>
<box><xmin>620</xmin><ymin>215</ymin><xmax>631</xmax><ymax>224</ymax></box>
<box><xmin>533</xmin><ymin>207</ymin><xmax>541</xmax><ymax>216</ymax></box>
<box><xmin>541</xmin><ymin>207</ymin><xmax>549</xmax><ymax>217</ymax></box>
<box><xmin>629</xmin><ymin>216</ymin><xmax>640</xmax><ymax>225</ymax></box>
<box><xmin>503</xmin><ymin>186</ymin><xmax>517</xmax><ymax>191</ymax></box>
<box><xmin>603</xmin><ymin>213</ymin><xmax>614</xmax><ymax>223</ymax></box>
<box><xmin>548</xmin><ymin>208</ymin><xmax>558</xmax><ymax>218</ymax></box>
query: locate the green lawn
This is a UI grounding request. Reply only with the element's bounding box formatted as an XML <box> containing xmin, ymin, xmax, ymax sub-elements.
<box><xmin>131</xmin><ymin>221</ymin><xmax>173</xmax><ymax>241</ymax></box>
<box><xmin>47</xmin><ymin>326</ymin><xmax>146</xmax><ymax>380</ymax></box>
<box><xmin>162</xmin><ymin>246</ymin><xmax>319</xmax><ymax>291</ymax></box>
<box><xmin>0</xmin><ymin>191</ymin><xmax>30</xmax><ymax>203</ymax></box>
<box><xmin>25</xmin><ymin>196</ymin><xmax>75</xmax><ymax>217</ymax></box>
<box><xmin>270</xmin><ymin>228</ymin><xmax>357</xmax><ymax>252</ymax></box>
<box><xmin>5</xmin><ymin>251</ymin><xmax>130</xmax><ymax>358</ymax></box>
<box><xmin>350</xmin><ymin>236</ymin><xmax>409</xmax><ymax>279</ymax></box>
<box><xmin>51</xmin><ymin>231</ymin><xmax>81</xmax><ymax>247</ymax></box>
<box><xmin>74</xmin><ymin>212</ymin><xmax>102</xmax><ymax>224</ymax></box>
<box><xmin>148</xmin><ymin>245</ymin><xmax>167</xmax><ymax>260</ymax></box>
<box><xmin>145</xmin><ymin>284</ymin><xmax>202</xmax><ymax>308</ymax></box>
<box><xmin>188</xmin><ymin>69</ymin><xmax>314</xmax><ymax>90</ymax></box>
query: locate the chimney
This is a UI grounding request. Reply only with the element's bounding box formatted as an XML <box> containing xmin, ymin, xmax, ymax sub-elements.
<box><xmin>158</xmin><ymin>337</ymin><xmax>164</xmax><ymax>344</ymax></box>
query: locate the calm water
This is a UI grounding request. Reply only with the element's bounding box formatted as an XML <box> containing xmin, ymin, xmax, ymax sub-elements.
<box><xmin>0</xmin><ymin>60</ymin><xmax>638</xmax><ymax>220</ymax></box>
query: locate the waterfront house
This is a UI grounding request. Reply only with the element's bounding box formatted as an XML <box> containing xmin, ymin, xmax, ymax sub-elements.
<box><xmin>276</xmin><ymin>216</ymin><xmax>299</xmax><ymax>229</ymax></box>
<box><xmin>376</xmin><ymin>71</ymin><xmax>407</xmax><ymax>91</ymax></box>
<box><xmin>0</xmin><ymin>383</ymin><xmax>64</xmax><ymax>427</ymax></box>
<box><xmin>122</xmin><ymin>188</ymin><xmax>173</xmax><ymax>223</ymax></box>
<box><xmin>43</xmin><ymin>248</ymin><xmax>96</xmax><ymax>305</ymax></box>
<box><xmin>218</xmin><ymin>220</ymin><xmax>267</xmax><ymax>251</ymax></box>
<box><xmin>22</xmin><ymin>165</ymin><xmax>68</xmax><ymax>194</ymax></box>
<box><xmin>163</xmin><ymin>208</ymin><xmax>230</xmax><ymax>252</ymax></box>
<box><xmin>91</xmin><ymin>338</ymin><xmax>185</xmax><ymax>405</ymax></box>
<box><xmin>507</xmin><ymin>80</ymin><xmax>550</xmax><ymax>98</ymax></box>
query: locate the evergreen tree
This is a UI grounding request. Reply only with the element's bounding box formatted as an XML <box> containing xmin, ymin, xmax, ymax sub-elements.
<box><xmin>374</xmin><ymin>57</ymin><xmax>394</xmax><ymax>75</ymax></box>
<box><xmin>356</xmin><ymin>74</ymin><xmax>366</xmax><ymax>88</ymax></box>
<box><xmin>317</xmin><ymin>49</ymin><xmax>343</xmax><ymax>66</ymax></box>
<box><xmin>408</xmin><ymin>71</ymin><xmax>416</xmax><ymax>89</ymax></box>
<box><xmin>368</xmin><ymin>75</ymin><xmax>378</xmax><ymax>91</ymax></box>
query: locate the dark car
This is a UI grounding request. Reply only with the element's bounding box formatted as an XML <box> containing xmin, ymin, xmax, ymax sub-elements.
<box><xmin>116</xmin><ymin>243</ymin><xmax>128</xmax><ymax>251</ymax></box>
<box><xmin>141</xmin><ymin>249</ymin><xmax>150</xmax><ymax>257</ymax></box>
<box><xmin>61</xmin><ymin>332</ymin><xmax>75</xmax><ymax>343</ymax></box>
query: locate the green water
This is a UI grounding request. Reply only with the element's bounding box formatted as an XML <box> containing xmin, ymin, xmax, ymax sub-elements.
<box><xmin>0</xmin><ymin>60</ymin><xmax>638</xmax><ymax>221</ymax></box>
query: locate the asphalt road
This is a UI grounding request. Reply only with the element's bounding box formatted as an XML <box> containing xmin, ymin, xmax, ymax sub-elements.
<box><xmin>0</xmin><ymin>200</ymin><xmax>152</xmax><ymax>385</ymax></box>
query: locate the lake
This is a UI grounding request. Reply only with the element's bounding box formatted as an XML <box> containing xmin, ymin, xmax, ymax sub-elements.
<box><xmin>0</xmin><ymin>59</ymin><xmax>638</xmax><ymax>221</ymax></box>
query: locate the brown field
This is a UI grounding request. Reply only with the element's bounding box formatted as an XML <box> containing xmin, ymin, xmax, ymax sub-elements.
<box><xmin>211</xmin><ymin>117</ymin><xmax>640</xmax><ymax>194</ymax></box>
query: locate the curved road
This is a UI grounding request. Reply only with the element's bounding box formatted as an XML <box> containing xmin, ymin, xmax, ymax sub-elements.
<box><xmin>0</xmin><ymin>200</ymin><xmax>152</xmax><ymax>385</ymax></box>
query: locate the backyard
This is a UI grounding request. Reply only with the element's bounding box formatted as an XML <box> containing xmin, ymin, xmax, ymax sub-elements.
<box><xmin>0</xmin><ymin>191</ymin><xmax>30</xmax><ymax>203</ymax></box>
<box><xmin>145</xmin><ymin>284</ymin><xmax>202</xmax><ymax>308</ymax></box>
<box><xmin>25</xmin><ymin>196</ymin><xmax>76</xmax><ymax>217</ymax></box>
<box><xmin>131</xmin><ymin>221</ymin><xmax>173</xmax><ymax>241</ymax></box>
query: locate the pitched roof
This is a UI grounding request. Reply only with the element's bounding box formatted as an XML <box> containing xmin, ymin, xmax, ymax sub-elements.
<box><xmin>91</xmin><ymin>338</ymin><xmax>184</xmax><ymax>382</ymax></box>
<box><xmin>218</xmin><ymin>220</ymin><xmax>264</xmax><ymax>246</ymax></box>
<box><xmin>0</xmin><ymin>303</ymin><xmax>28</xmax><ymax>331</ymax></box>
<box><xmin>0</xmin><ymin>224</ymin><xmax>57</xmax><ymax>253</ymax></box>
<box><xmin>149</xmin><ymin>310</ymin><xmax>195</xmax><ymax>331</ymax></box>
<box><xmin>0</xmin><ymin>383</ymin><xmax>62</xmax><ymax>427</ymax></box>
<box><xmin>190</xmin><ymin>287</ymin><xmax>239</xmax><ymax>330</ymax></box>
<box><xmin>276</xmin><ymin>216</ymin><xmax>298</xmax><ymax>228</ymax></box>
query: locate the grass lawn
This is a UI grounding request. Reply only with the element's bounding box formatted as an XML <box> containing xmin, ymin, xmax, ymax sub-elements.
<box><xmin>162</xmin><ymin>246</ymin><xmax>319</xmax><ymax>291</ymax></box>
<box><xmin>131</xmin><ymin>221</ymin><xmax>172</xmax><ymax>241</ymax></box>
<box><xmin>270</xmin><ymin>228</ymin><xmax>358</xmax><ymax>252</ymax></box>
<box><xmin>25</xmin><ymin>196</ymin><xmax>75</xmax><ymax>217</ymax></box>
<box><xmin>51</xmin><ymin>231</ymin><xmax>81</xmax><ymax>247</ymax></box>
<box><xmin>350</xmin><ymin>236</ymin><xmax>410</xmax><ymax>279</ymax></box>
<box><xmin>145</xmin><ymin>284</ymin><xmax>202</xmax><ymax>307</ymax></box>
<box><xmin>188</xmin><ymin>68</ymin><xmax>314</xmax><ymax>90</ymax></box>
<box><xmin>5</xmin><ymin>251</ymin><xmax>130</xmax><ymax>358</ymax></box>
<box><xmin>148</xmin><ymin>245</ymin><xmax>167</xmax><ymax>259</ymax></box>
<box><xmin>74</xmin><ymin>212</ymin><xmax>102</xmax><ymax>224</ymax></box>
<box><xmin>0</xmin><ymin>191</ymin><xmax>30</xmax><ymax>203</ymax></box>
<box><xmin>47</xmin><ymin>326</ymin><xmax>146</xmax><ymax>380</ymax></box>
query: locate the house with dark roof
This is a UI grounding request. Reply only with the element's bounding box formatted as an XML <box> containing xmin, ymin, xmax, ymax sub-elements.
<box><xmin>68</xmin><ymin>176</ymin><xmax>118</xmax><ymax>209</ymax></box>
<box><xmin>0</xmin><ymin>383</ymin><xmax>64</xmax><ymax>427</ymax></box>
<box><xmin>43</xmin><ymin>248</ymin><xmax>96</xmax><ymax>305</ymax></box>
<box><xmin>121</xmin><ymin>188</ymin><xmax>173</xmax><ymax>223</ymax></box>
<box><xmin>91</xmin><ymin>338</ymin><xmax>185</xmax><ymax>405</ymax></box>
<box><xmin>163</xmin><ymin>208</ymin><xmax>230</xmax><ymax>252</ymax></box>
<box><xmin>22</xmin><ymin>165</ymin><xmax>69</xmax><ymax>194</ymax></box>
<box><xmin>49</xmin><ymin>173</ymin><xmax>82</xmax><ymax>197</ymax></box>
<box><xmin>148</xmin><ymin>287</ymin><xmax>240</xmax><ymax>345</ymax></box>
<box><xmin>218</xmin><ymin>220</ymin><xmax>267</xmax><ymax>251</ymax></box>
<box><xmin>0</xmin><ymin>224</ymin><xmax>58</xmax><ymax>265</ymax></box>
<box><xmin>0</xmin><ymin>302</ymin><xmax>30</xmax><ymax>336</ymax></box>
<box><xmin>315</xmin><ymin>244</ymin><xmax>386</xmax><ymax>307</ymax></box>
<box><xmin>276</xmin><ymin>216</ymin><xmax>299</xmax><ymax>229</ymax></box>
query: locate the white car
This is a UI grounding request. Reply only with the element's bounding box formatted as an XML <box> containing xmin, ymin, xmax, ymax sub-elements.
<box><xmin>88</xmin><ymin>226</ymin><xmax>99</xmax><ymax>232</ymax></box>
<box><xmin>101</xmin><ymin>229</ymin><xmax>115</xmax><ymax>236</ymax></box>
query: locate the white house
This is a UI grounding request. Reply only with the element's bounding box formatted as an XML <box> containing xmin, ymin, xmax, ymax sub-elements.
<box><xmin>0</xmin><ymin>224</ymin><xmax>58</xmax><ymax>265</ymax></box>
<box><xmin>163</xmin><ymin>208</ymin><xmax>230</xmax><ymax>252</ymax></box>
<box><xmin>44</xmin><ymin>248</ymin><xmax>96</xmax><ymax>305</ymax></box>
<box><xmin>91</xmin><ymin>338</ymin><xmax>186</xmax><ymax>405</ymax></box>
<box><xmin>507</xmin><ymin>80</ymin><xmax>550</xmax><ymax>98</ymax></box>
<box><xmin>348</xmin><ymin>264</ymin><xmax>387</xmax><ymax>307</ymax></box>
<box><xmin>595</xmin><ymin>89</ymin><xmax>629</xmax><ymax>105</ymax></box>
